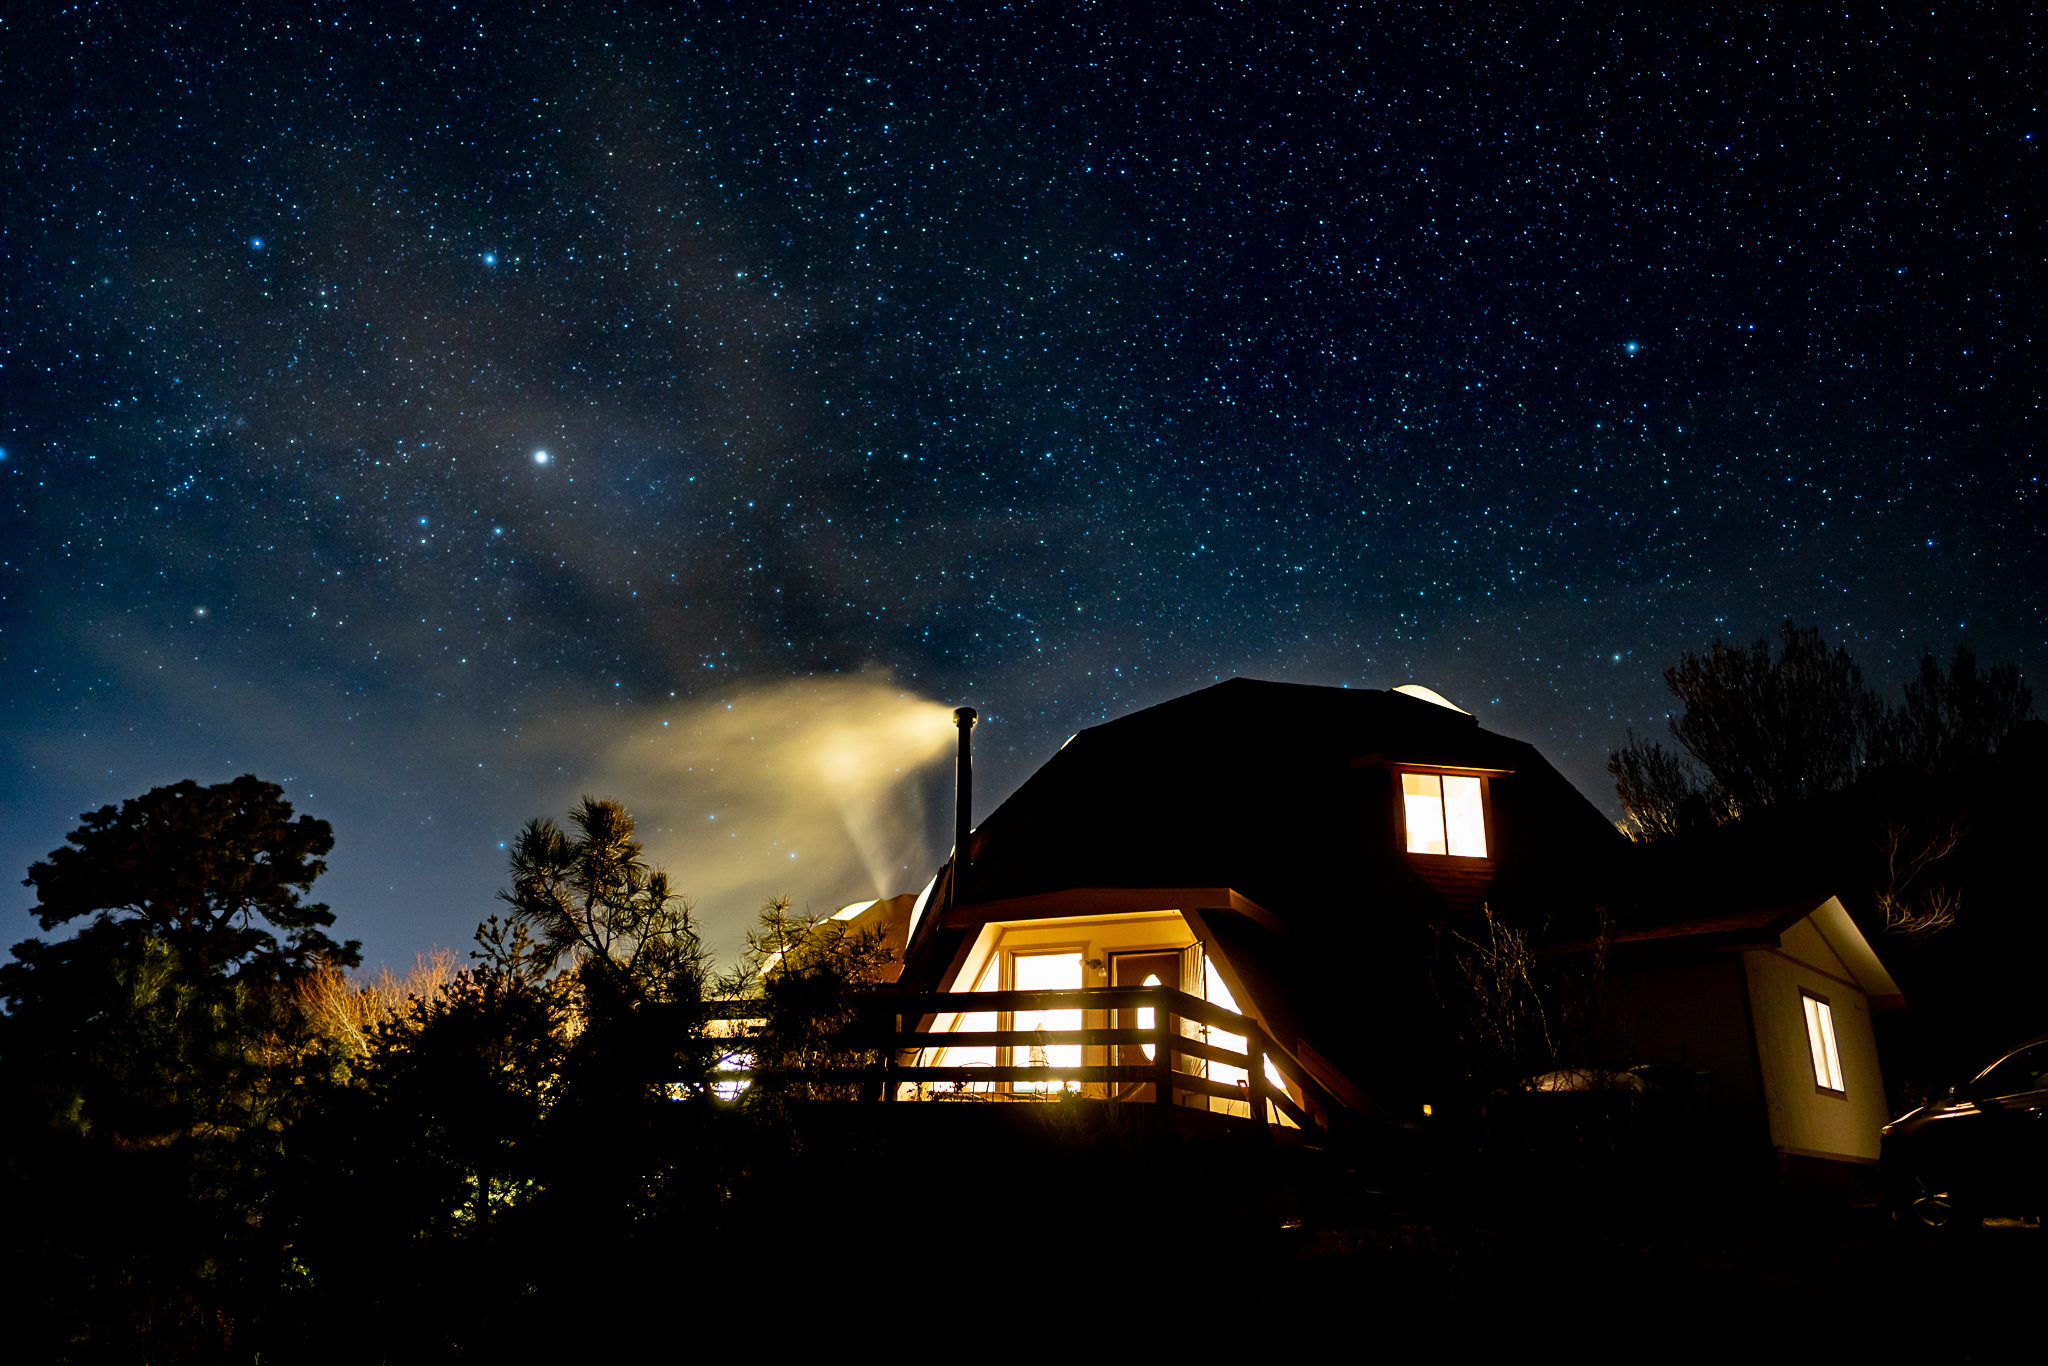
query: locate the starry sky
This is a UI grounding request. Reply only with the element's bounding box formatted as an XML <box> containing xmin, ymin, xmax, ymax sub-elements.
<box><xmin>4</xmin><ymin>3</ymin><xmax>2038</xmax><ymax>970</ymax></box>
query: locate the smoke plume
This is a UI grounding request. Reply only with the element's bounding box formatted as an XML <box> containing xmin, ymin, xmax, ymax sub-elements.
<box><xmin>586</xmin><ymin>674</ymin><xmax>958</xmax><ymax>950</ymax></box>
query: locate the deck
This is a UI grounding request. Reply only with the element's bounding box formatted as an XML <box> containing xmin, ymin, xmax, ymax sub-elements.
<box><xmin>700</xmin><ymin>985</ymin><xmax>1343</xmax><ymax>1137</ymax></box>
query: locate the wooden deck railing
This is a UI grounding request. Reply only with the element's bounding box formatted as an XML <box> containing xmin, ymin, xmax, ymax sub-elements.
<box><xmin>703</xmin><ymin>987</ymin><xmax>1337</xmax><ymax>1134</ymax></box>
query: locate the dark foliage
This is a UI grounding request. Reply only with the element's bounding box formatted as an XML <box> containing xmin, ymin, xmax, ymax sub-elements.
<box><xmin>1607</xmin><ymin>728</ymin><xmax>1726</xmax><ymax>841</ymax></box>
<box><xmin>260</xmin><ymin>920</ymin><xmax>576</xmax><ymax>1348</ymax></box>
<box><xmin>259</xmin><ymin>803</ymin><xmax>750</xmax><ymax>1351</ymax></box>
<box><xmin>499</xmin><ymin>796</ymin><xmax>707</xmax><ymax>1014</ymax></box>
<box><xmin>23</xmin><ymin>775</ymin><xmax>358</xmax><ymax>981</ymax></box>
<box><xmin>1867</xmin><ymin>645</ymin><xmax>2035</xmax><ymax>775</ymax></box>
<box><xmin>714</xmin><ymin>897</ymin><xmax>897</xmax><ymax>1109</ymax></box>
<box><xmin>1665</xmin><ymin>620</ymin><xmax>1877</xmax><ymax>812</ymax></box>
<box><xmin>1611</xmin><ymin>626</ymin><xmax>2034</xmax><ymax>841</ymax></box>
<box><xmin>2</xmin><ymin>779</ymin><xmax>357</xmax><ymax>1360</ymax></box>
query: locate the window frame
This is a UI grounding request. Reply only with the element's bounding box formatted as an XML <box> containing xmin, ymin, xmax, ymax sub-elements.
<box><xmin>1800</xmin><ymin>988</ymin><xmax>1848</xmax><ymax>1098</ymax></box>
<box><xmin>1394</xmin><ymin>768</ymin><xmax>1495</xmax><ymax>860</ymax></box>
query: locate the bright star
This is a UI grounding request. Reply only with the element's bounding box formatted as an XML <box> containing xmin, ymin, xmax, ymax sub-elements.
<box><xmin>1624</xmin><ymin>341</ymin><xmax>1640</xmax><ymax>354</ymax></box>
<box><xmin>483</xmin><ymin>253</ymin><xmax>496</xmax><ymax>265</ymax></box>
<box><xmin>250</xmin><ymin>237</ymin><xmax>263</xmax><ymax>249</ymax></box>
<box><xmin>533</xmin><ymin>450</ymin><xmax>550</xmax><ymax>464</ymax></box>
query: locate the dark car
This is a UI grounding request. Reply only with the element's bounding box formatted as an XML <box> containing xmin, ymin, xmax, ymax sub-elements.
<box><xmin>1882</xmin><ymin>1034</ymin><xmax>2048</xmax><ymax>1228</ymax></box>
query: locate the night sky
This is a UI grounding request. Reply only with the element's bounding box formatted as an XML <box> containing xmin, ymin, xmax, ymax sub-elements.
<box><xmin>4</xmin><ymin>4</ymin><xmax>2038</xmax><ymax>970</ymax></box>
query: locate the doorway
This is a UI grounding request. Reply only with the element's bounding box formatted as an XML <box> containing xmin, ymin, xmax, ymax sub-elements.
<box><xmin>1110</xmin><ymin>951</ymin><xmax>1182</xmax><ymax>1101</ymax></box>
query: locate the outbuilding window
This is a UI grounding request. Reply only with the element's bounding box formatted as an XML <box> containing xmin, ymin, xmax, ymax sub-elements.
<box><xmin>1801</xmin><ymin>989</ymin><xmax>1846</xmax><ymax>1095</ymax></box>
<box><xmin>1402</xmin><ymin>772</ymin><xmax>1488</xmax><ymax>857</ymax></box>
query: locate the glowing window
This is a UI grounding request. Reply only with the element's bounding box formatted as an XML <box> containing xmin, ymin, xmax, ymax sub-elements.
<box><xmin>931</xmin><ymin>955</ymin><xmax>999</xmax><ymax>1091</ymax></box>
<box><xmin>1135</xmin><ymin>973</ymin><xmax>1160</xmax><ymax>1061</ymax></box>
<box><xmin>1402</xmin><ymin>772</ymin><xmax>1487</xmax><ymax>857</ymax></box>
<box><xmin>1201</xmin><ymin>957</ymin><xmax>1292</xmax><ymax>1117</ymax></box>
<box><xmin>1011</xmin><ymin>951</ymin><xmax>1082</xmax><ymax>1092</ymax></box>
<box><xmin>1801</xmin><ymin>990</ymin><xmax>1846</xmax><ymax>1095</ymax></box>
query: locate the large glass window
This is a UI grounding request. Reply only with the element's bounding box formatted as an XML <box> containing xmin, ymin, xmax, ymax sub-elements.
<box><xmin>1801</xmin><ymin>990</ymin><xmax>1846</xmax><ymax>1095</ymax></box>
<box><xmin>1010</xmin><ymin>951</ymin><xmax>1082</xmax><ymax>1092</ymax></box>
<box><xmin>1402</xmin><ymin>772</ymin><xmax>1488</xmax><ymax>857</ymax></box>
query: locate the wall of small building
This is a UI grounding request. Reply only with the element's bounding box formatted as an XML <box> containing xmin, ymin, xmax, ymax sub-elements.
<box><xmin>1742</xmin><ymin>916</ymin><xmax>1888</xmax><ymax>1164</ymax></box>
<box><xmin>1604</xmin><ymin>954</ymin><xmax>1769</xmax><ymax>1157</ymax></box>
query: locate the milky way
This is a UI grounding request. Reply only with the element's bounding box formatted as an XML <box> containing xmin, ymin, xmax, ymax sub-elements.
<box><xmin>4</xmin><ymin>5</ymin><xmax>2037</xmax><ymax>964</ymax></box>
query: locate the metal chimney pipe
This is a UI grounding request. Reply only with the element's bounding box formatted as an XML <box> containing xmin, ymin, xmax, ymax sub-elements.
<box><xmin>950</xmin><ymin>706</ymin><xmax>977</xmax><ymax>908</ymax></box>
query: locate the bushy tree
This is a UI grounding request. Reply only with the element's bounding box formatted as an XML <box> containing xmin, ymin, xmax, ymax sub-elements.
<box><xmin>1611</xmin><ymin>627</ymin><xmax>2035</xmax><ymax>841</ymax></box>
<box><xmin>1868</xmin><ymin>645</ymin><xmax>2034</xmax><ymax>774</ymax></box>
<box><xmin>2</xmin><ymin>778</ymin><xmax>354</xmax><ymax>1360</ymax></box>
<box><xmin>1664</xmin><ymin>620</ymin><xmax>1876</xmax><ymax>811</ymax></box>
<box><xmin>5</xmin><ymin>775</ymin><xmax>355</xmax><ymax>1161</ymax></box>
<box><xmin>357</xmin><ymin>917</ymin><xmax>570</xmax><ymax>1226</ymax></box>
<box><xmin>22</xmin><ymin>774</ymin><xmax>357</xmax><ymax>981</ymax></box>
<box><xmin>259</xmin><ymin>915</ymin><xmax>580</xmax><ymax>1353</ymax></box>
<box><xmin>1607</xmin><ymin>729</ymin><xmax>1729</xmax><ymax>842</ymax></box>
<box><xmin>716</xmin><ymin>898</ymin><xmax>897</xmax><ymax>1104</ymax></box>
<box><xmin>1433</xmin><ymin>905</ymin><xmax>1629</xmax><ymax>1096</ymax></box>
<box><xmin>1609</xmin><ymin>621</ymin><xmax>1874</xmax><ymax>836</ymax></box>
<box><xmin>498</xmin><ymin>797</ymin><xmax>706</xmax><ymax>1017</ymax></box>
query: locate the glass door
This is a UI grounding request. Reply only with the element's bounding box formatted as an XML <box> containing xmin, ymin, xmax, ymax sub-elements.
<box><xmin>1008</xmin><ymin>951</ymin><xmax>1082</xmax><ymax>1093</ymax></box>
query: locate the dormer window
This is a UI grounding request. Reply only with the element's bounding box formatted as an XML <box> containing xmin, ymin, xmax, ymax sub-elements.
<box><xmin>1402</xmin><ymin>772</ymin><xmax>1488</xmax><ymax>857</ymax></box>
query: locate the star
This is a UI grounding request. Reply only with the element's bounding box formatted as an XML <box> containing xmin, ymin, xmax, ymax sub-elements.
<box><xmin>2</xmin><ymin>6</ymin><xmax>2027</xmax><ymax>972</ymax></box>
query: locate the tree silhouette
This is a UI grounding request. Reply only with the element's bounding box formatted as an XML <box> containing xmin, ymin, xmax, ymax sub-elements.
<box><xmin>1868</xmin><ymin>645</ymin><xmax>2034</xmax><ymax>775</ymax></box>
<box><xmin>23</xmin><ymin>774</ymin><xmax>357</xmax><ymax>981</ymax></box>
<box><xmin>1664</xmin><ymin>620</ymin><xmax>1876</xmax><ymax>811</ymax></box>
<box><xmin>1611</xmin><ymin>627</ymin><xmax>2037</xmax><ymax>840</ymax></box>
<box><xmin>3</xmin><ymin>778</ymin><xmax>354</xmax><ymax>1357</ymax></box>
<box><xmin>1607</xmin><ymin>728</ymin><xmax>1720</xmax><ymax>842</ymax></box>
<box><xmin>498</xmin><ymin>797</ymin><xmax>705</xmax><ymax>1014</ymax></box>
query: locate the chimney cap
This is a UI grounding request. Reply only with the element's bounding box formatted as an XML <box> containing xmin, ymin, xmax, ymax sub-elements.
<box><xmin>953</xmin><ymin>706</ymin><xmax>978</xmax><ymax>727</ymax></box>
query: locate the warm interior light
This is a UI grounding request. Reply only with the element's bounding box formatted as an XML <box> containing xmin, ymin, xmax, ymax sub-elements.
<box><xmin>934</xmin><ymin>955</ymin><xmax>1000</xmax><ymax>1087</ymax></box>
<box><xmin>1442</xmin><ymin>774</ymin><xmax>1487</xmax><ymax>857</ymax></box>
<box><xmin>1200</xmin><ymin>959</ymin><xmax>1291</xmax><ymax>1120</ymax></box>
<box><xmin>1421</xmin><ymin>1103</ymin><xmax>1433</xmax><ymax>1117</ymax></box>
<box><xmin>1136</xmin><ymin>972</ymin><xmax>1160</xmax><ymax>1061</ymax></box>
<box><xmin>1012</xmin><ymin>952</ymin><xmax>1082</xmax><ymax>1091</ymax></box>
<box><xmin>1403</xmin><ymin>772</ymin><xmax>1486</xmax><ymax>858</ymax></box>
<box><xmin>1802</xmin><ymin>993</ymin><xmax>1845</xmax><ymax>1092</ymax></box>
<box><xmin>1403</xmin><ymin>773</ymin><xmax>1448</xmax><ymax>855</ymax></box>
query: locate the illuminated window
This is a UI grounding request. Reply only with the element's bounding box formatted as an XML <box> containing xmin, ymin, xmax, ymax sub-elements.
<box><xmin>1402</xmin><ymin>772</ymin><xmax>1488</xmax><ymax>857</ymax></box>
<box><xmin>1801</xmin><ymin>990</ymin><xmax>1846</xmax><ymax>1095</ymax></box>
<box><xmin>1010</xmin><ymin>951</ymin><xmax>1082</xmax><ymax>1092</ymax></box>
<box><xmin>1134</xmin><ymin>973</ymin><xmax>1161</xmax><ymax>1061</ymax></box>
<box><xmin>1200</xmin><ymin>957</ymin><xmax>1293</xmax><ymax>1119</ymax></box>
